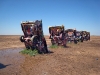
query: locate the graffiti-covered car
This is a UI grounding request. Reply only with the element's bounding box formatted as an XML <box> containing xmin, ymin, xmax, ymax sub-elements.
<box><xmin>49</xmin><ymin>25</ymin><xmax>67</xmax><ymax>47</ymax></box>
<box><xmin>65</xmin><ymin>29</ymin><xmax>78</xmax><ymax>44</ymax></box>
<box><xmin>81</xmin><ymin>31</ymin><xmax>90</xmax><ymax>41</ymax></box>
<box><xmin>75</xmin><ymin>31</ymin><xmax>84</xmax><ymax>42</ymax></box>
<box><xmin>19</xmin><ymin>20</ymin><xmax>48</xmax><ymax>54</ymax></box>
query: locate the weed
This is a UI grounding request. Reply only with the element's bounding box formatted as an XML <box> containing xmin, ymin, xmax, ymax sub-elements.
<box><xmin>20</xmin><ymin>49</ymin><xmax>38</xmax><ymax>56</ymax></box>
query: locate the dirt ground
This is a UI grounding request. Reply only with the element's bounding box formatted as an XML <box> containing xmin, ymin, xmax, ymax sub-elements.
<box><xmin>0</xmin><ymin>35</ymin><xmax>100</xmax><ymax>75</ymax></box>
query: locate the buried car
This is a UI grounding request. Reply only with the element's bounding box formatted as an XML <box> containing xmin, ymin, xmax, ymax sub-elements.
<box><xmin>19</xmin><ymin>20</ymin><xmax>48</xmax><ymax>54</ymax></box>
<box><xmin>49</xmin><ymin>25</ymin><xmax>67</xmax><ymax>47</ymax></box>
<box><xmin>81</xmin><ymin>31</ymin><xmax>90</xmax><ymax>41</ymax></box>
<box><xmin>86</xmin><ymin>32</ymin><xmax>90</xmax><ymax>41</ymax></box>
<box><xmin>65</xmin><ymin>29</ymin><xmax>83</xmax><ymax>44</ymax></box>
<box><xmin>75</xmin><ymin>31</ymin><xmax>84</xmax><ymax>42</ymax></box>
<box><xmin>65</xmin><ymin>29</ymin><xmax>77</xmax><ymax>44</ymax></box>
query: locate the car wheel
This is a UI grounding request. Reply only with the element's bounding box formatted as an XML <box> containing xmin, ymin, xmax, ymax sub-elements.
<box><xmin>20</xmin><ymin>35</ymin><xmax>25</xmax><ymax>42</ymax></box>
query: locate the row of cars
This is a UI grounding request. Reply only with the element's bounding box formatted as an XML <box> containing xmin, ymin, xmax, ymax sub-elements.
<box><xmin>48</xmin><ymin>25</ymin><xmax>90</xmax><ymax>46</ymax></box>
<box><xmin>20</xmin><ymin>20</ymin><xmax>90</xmax><ymax>54</ymax></box>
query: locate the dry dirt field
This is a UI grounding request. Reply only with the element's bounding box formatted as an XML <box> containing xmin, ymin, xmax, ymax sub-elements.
<box><xmin>0</xmin><ymin>35</ymin><xmax>100</xmax><ymax>75</ymax></box>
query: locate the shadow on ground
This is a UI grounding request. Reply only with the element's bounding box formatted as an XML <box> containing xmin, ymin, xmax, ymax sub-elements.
<box><xmin>48</xmin><ymin>50</ymin><xmax>54</xmax><ymax>54</ymax></box>
<box><xmin>0</xmin><ymin>63</ymin><xmax>11</xmax><ymax>69</ymax></box>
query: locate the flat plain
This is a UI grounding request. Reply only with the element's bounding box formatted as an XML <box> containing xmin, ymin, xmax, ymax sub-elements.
<box><xmin>0</xmin><ymin>35</ymin><xmax>100</xmax><ymax>75</ymax></box>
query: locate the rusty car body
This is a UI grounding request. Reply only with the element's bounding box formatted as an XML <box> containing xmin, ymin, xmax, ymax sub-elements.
<box><xmin>49</xmin><ymin>25</ymin><xmax>67</xmax><ymax>47</ymax></box>
<box><xmin>19</xmin><ymin>20</ymin><xmax>48</xmax><ymax>54</ymax></box>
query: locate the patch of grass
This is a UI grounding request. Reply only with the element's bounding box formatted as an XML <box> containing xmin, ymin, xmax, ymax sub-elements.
<box><xmin>50</xmin><ymin>44</ymin><xmax>58</xmax><ymax>48</ymax></box>
<box><xmin>20</xmin><ymin>49</ymin><xmax>38</xmax><ymax>56</ymax></box>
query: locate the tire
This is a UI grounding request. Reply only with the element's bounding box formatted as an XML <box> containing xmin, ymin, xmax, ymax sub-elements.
<box><xmin>20</xmin><ymin>36</ymin><xmax>25</xmax><ymax>42</ymax></box>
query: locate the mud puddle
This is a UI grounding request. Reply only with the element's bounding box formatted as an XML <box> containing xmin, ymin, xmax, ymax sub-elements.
<box><xmin>0</xmin><ymin>48</ymin><xmax>25</xmax><ymax>75</ymax></box>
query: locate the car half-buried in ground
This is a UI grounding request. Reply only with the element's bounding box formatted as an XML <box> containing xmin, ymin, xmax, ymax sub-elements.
<box><xmin>20</xmin><ymin>20</ymin><xmax>48</xmax><ymax>54</ymax></box>
<box><xmin>75</xmin><ymin>31</ymin><xmax>84</xmax><ymax>42</ymax></box>
<box><xmin>65</xmin><ymin>29</ymin><xmax>83</xmax><ymax>44</ymax></box>
<box><xmin>65</xmin><ymin>29</ymin><xmax>77</xmax><ymax>44</ymax></box>
<box><xmin>49</xmin><ymin>25</ymin><xmax>67</xmax><ymax>47</ymax></box>
<box><xmin>81</xmin><ymin>31</ymin><xmax>90</xmax><ymax>41</ymax></box>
